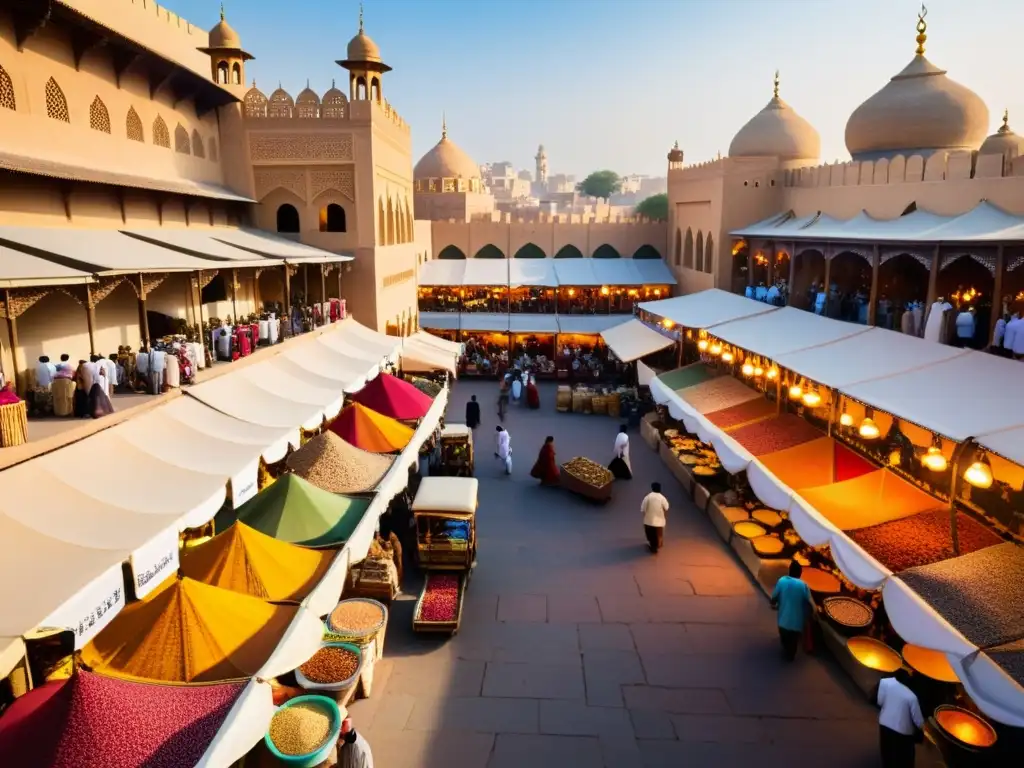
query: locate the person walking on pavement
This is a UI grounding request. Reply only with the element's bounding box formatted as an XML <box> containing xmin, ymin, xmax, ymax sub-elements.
<box><xmin>495</xmin><ymin>425</ymin><xmax>512</xmax><ymax>475</ymax></box>
<box><xmin>875</xmin><ymin>668</ymin><xmax>924</xmax><ymax>768</ymax></box>
<box><xmin>640</xmin><ymin>482</ymin><xmax>669</xmax><ymax>554</ymax></box>
<box><xmin>770</xmin><ymin>560</ymin><xmax>815</xmax><ymax>661</ymax></box>
<box><xmin>337</xmin><ymin>717</ymin><xmax>373</xmax><ymax>768</ymax></box>
<box><xmin>465</xmin><ymin>394</ymin><xmax>481</xmax><ymax>429</ymax></box>
<box><xmin>497</xmin><ymin>380</ymin><xmax>509</xmax><ymax>422</ymax></box>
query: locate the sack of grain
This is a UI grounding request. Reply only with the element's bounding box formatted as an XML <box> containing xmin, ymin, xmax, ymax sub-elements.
<box><xmin>591</xmin><ymin>395</ymin><xmax>607</xmax><ymax>415</ymax></box>
<box><xmin>556</xmin><ymin>386</ymin><xmax>571</xmax><ymax>412</ymax></box>
<box><xmin>607</xmin><ymin>392</ymin><xmax>621</xmax><ymax>418</ymax></box>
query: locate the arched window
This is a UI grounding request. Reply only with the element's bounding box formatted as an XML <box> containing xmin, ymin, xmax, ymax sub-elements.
<box><xmin>370</xmin><ymin>78</ymin><xmax>380</xmax><ymax>102</ymax></box>
<box><xmin>192</xmin><ymin>130</ymin><xmax>205</xmax><ymax>158</ymax></box>
<box><xmin>323</xmin><ymin>88</ymin><xmax>347</xmax><ymax>119</ymax></box>
<box><xmin>152</xmin><ymin>115</ymin><xmax>170</xmax><ymax>148</ymax></box>
<box><xmin>243</xmin><ymin>87</ymin><xmax>268</xmax><ymax>118</ymax></box>
<box><xmin>437</xmin><ymin>245</ymin><xmax>466</xmax><ymax>259</ymax></box>
<box><xmin>355</xmin><ymin>76</ymin><xmax>367</xmax><ymax>100</ymax></box>
<box><xmin>554</xmin><ymin>245</ymin><xmax>583</xmax><ymax>258</ymax></box>
<box><xmin>513</xmin><ymin>243</ymin><xmax>546</xmax><ymax>259</ymax></box>
<box><xmin>695</xmin><ymin>231</ymin><xmax>704</xmax><ymax>272</ymax></box>
<box><xmin>89</xmin><ymin>96</ymin><xmax>110</xmax><ymax>133</ymax></box>
<box><xmin>474</xmin><ymin>245</ymin><xmax>505</xmax><ymax>259</ymax></box>
<box><xmin>209</xmin><ymin>137</ymin><xmax>218</xmax><ymax>161</ymax></box>
<box><xmin>674</xmin><ymin>229</ymin><xmax>682</xmax><ymax>266</ymax></box>
<box><xmin>704</xmin><ymin>234</ymin><xmax>714</xmax><ymax>273</ymax></box>
<box><xmin>633</xmin><ymin>245</ymin><xmax>661</xmax><ymax>259</ymax></box>
<box><xmin>231</xmin><ymin>63</ymin><xmax>241</xmax><ymax>85</ymax></box>
<box><xmin>378</xmin><ymin>198</ymin><xmax>386</xmax><ymax>244</ymax></box>
<box><xmin>592</xmin><ymin>244</ymin><xmax>620</xmax><ymax>259</ymax></box>
<box><xmin>0</xmin><ymin>65</ymin><xmax>15</xmax><ymax>111</ymax></box>
<box><xmin>174</xmin><ymin>124</ymin><xmax>190</xmax><ymax>154</ymax></box>
<box><xmin>126</xmin><ymin>107</ymin><xmax>144</xmax><ymax>142</ymax></box>
<box><xmin>216</xmin><ymin>61</ymin><xmax>229</xmax><ymax>84</ymax></box>
<box><xmin>276</xmin><ymin>203</ymin><xmax>300</xmax><ymax>233</ymax></box>
<box><xmin>683</xmin><ymin>228</ymin><xmax>694</xmax><ymax>268</ymax></box>
<box><xmin>319</xmin><ymin>204</ymin><xmax>346</xmax><ymax>232</ymax></box>
<box><xmin>45</xmin><ymin>77</ymin><xmax>69</xmax><ymax>122</ymax></box>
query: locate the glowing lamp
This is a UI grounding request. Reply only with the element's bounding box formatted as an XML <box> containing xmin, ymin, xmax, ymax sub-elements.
<box><xmin>921</xmin><ymin>446</ymin><xmax>948</xmax><ymax>472</ymax></box>
<box><xmin>654</xmin><ymin>288</ymin><xmax>662</xmax><ymax>296</ymax></box>
<box><xmin>567</xmin><ymin>288</ymin><xmax>576</xmax><ymax>297</ymax></box>
<box><xmin>697</xmin><ymin>339</ymin><xmax>709</xmax><ymax>352</ymax></box>
<box><xmin>753</xmin><ymin>366</ymin><xmax>764</xmax><ymax>377</ymax></box>
<box><xmin>839</xmin><ymin>413</ymin><xmax>854</xmax><ymax>427</ymax></box>
<box><xmin>847</xmin><ymin>636</ymin><xmax>901</xmax><ymax>674</ymax></box>
<box><xmin>709</xmin><ymin>343</ymin><xmax>723</xmax><ymax>356</ymax></box>
<box><xmin>741</xmin><ymin>362</ymin><xmax>755</xmax><ymax>377</ymax></box>
<box><xmin>662</xmin><ymin>319</ymin><xmax>675</xmax><ymax>330</ymax></box>
<box><xmin>721</xmin><ymin>351</ymin><xmax>734</xmax><ymax>363</ymax></box>
<box><xmin>600</xmin><ymin>286</ymin><xmax>610</xmax><ymax>296</ymax></box>
<box><xmin>788</xmin><ymin>385</ymin><xmax>803</xmax><ymax>400</ymax></box>
<box><xmin>888</xmin><ymin>449</ymin><xmax>903</xmax><ymax>467</ymax></box>
<box><xmin>765</xmin><ymin>368</ymin><xmax>778</xmax><ymax>380</ymax></box>
<box><xmin>964</xmin><ymin>458</ymin><xmax>993</xmax><ymax>489</ymax></box>
<box><xmin>801</xmin><ymin>391</ymin><xmax>822</xmax><ymax>408</ymax></box>
<box><xmin>859</xmin><ymin>418</ymin><xmax>880</xmax><ymax>440</ymax></box>
<box><xmin>902</xmin><ymin>644</ymin><xmax>959</xmax><ymax>684</ymax></box>
<box><xmin>934</xmin><ymin>706</ymin><xmax>997</xmax><ymax>749</ymax></box>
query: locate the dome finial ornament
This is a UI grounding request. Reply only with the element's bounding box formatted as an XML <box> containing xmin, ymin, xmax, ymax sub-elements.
<box><xmin>1001</xmin><ymin>108</ymin><xmax>1010</xmax><ymax>133</ymax></box>
<box><xmin>442</xmin><ymin>112</ymin><xmax>447</xmax><ymax>140</ymax></box>
<box><xmin>220</xmin><ymin>2</ymin><xmax>225</xmax><ymax>21</ymax></box>
<box><xmin>773</xmin><ymin>70</ymin><xmax>780</xmax><ymax>99</ymax></box>
<box><xmin>915</xmin><ymin>4</ymin><xmax>928</xmax><ymax>56</ymax></box>
<box><xmin>359</xmin><ymin>2</ymin><xmax>364</xmax><ymax>33</ymax></box>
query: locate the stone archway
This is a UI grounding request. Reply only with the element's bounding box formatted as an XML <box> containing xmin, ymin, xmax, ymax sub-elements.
<box><xmin>437</xmin><ymin>245</ymin><xmax>467</xmax><ymax>259</ymax></box>
<box><xmin>474</xmin><ymin>244</ymin><xmax>505</xmax><ymax>259</ymax></box>
<box><xmin>876</xmin><ymin>253</ymin><xmax>929</xmax><ymax>329</ymax></box>
<box><xmin>276</xmin><ymin>204</ymin><xmax>300</xmax><ymax>233</ymax></box>
<box><xmin>513</xmin><ymin>243</ymin><xmax>546</xmax><ymax>259</ymax></box>
<box><xmin>592</xmin><ymin>244</ymin><xmax>620</xmax><ymax>259</ymax></box>
<box><xmin>633</xmin><ymin>244</ymin><xmax>661</xmax><ymax>259</ymax></box>
<box><xmin>791</xmin><ymin>248</ymin><xmax>825</xmax><ymax>310</ymax></box>
<box><xmin>938</xmin><ymin>254</ymin><xmax>995</xmax><ymax>347</ymax></box>
<box><xmin>828</xmin><ymin>251</ymin><xmax>872</xmax><ymax>323</ymax></box>
<box><xmin>554</xmin><ymin>245</ymin><xmax>583</xmax><ymax>258</ymax></box>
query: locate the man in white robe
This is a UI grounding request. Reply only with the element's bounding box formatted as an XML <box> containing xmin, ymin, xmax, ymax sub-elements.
<box><xmin>495</xmin><ymin>426</ymin><xmax>511</xmax><ymax>475</ymax></box>
<box><xmin>610</xmin><ymin>425</ymin><xmax>632</xmax><ymax>479</ymax></box>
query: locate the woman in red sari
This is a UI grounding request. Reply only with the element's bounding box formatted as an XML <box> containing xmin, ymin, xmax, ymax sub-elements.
<box><xmin>530</xmin><ymin>436</ymin><xmax>560</xmax><ymax>486</ymax></box>
<box><xmin>526</xmin><ymin>372</ymin><xmax>540</xmax><ymax>409</ymax></box>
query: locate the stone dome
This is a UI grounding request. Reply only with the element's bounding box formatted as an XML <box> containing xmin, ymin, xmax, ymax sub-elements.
<box><xmin>208</xmin><ymin>8</ymin><xmax>241</xmax><ymax>49</ymax></box>
<box><xmin>667</xmin><ymin>141</ymin><xmax>684</xmax><ymax>163</ymax></box>
<box><xmin>414</xmin><ymin>123</ymin><xmax>480</xmax><ymax>181</ymax></box>
<box><xmin>296</xmin><ymin>82</ymin><xmax>320</xmax><ymax>105</ymax></box>
<box><xmin>347</xmin><ymin>30</ymin><xmax>382</xmax><ymax>64</ymax></box>
<box><xmin>729</xmin><ymin>74</ymin><xmax>820</xmax><ymax>162</ymax></box>
<box><xmin>844</xmin><ymin>15</ymin><xmax>988</xmax><ymax>159</ymax></box>
<box><xmin>980</xmin><ymin>110</ymin><xmax>1024</xmax><ymax>157</ymax></box>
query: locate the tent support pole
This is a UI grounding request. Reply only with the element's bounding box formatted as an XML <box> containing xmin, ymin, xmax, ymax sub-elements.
<box><xmin>990</xmin><ymin>245</ymin><xmax>1004</xmax><ymax>343</ymax></box>
<box><xmin>868</xmin><ymin>245</ymin><xmax>880</xmax><ymax>326</ymax></box>
<box><xmin>946</xmin><ymin>440</ymin><xmax>974</xmax><ymax>557</ymax></box>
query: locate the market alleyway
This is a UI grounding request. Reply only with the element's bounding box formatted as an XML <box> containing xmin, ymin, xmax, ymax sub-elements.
<box><xmin>348</xmin><ymin>381</ymin><xmax>939</xmax><ymax>768</ymax></box>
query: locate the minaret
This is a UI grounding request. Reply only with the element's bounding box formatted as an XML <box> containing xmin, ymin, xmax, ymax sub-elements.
<box><xmin>199</xmin><ymin>3</ymin><xmax>254</xmax><ymax>90</ymax></box>
<box><xmin>535</xmin><ymin>144</ymin><xmax>548</xmax><ymax>185</ymax></box>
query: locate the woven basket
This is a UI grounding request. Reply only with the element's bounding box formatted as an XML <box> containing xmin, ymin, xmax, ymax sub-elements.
<box><xmin>325</xmin><ymin>598</ymin><xmax>387</xmax><ymax>643</ymax></box>
<box><xmin>556</xmin><ymin>386</ymin><xmax>571</xmax><ymax>412</ymax></box>
<box><xmin>0</xmin><ymin>401</ymin><xmax>28</xmax><ymax>448</ymax></box>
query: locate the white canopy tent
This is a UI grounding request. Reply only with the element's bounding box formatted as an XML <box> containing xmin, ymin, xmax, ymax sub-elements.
<box><xmin>277</xmin><ymin>341</ymin><xmax>378</xmax><ymax>394</ymax></box>
<box><xmin>708</xmin><ymin>306</ymin><xmax>872</xmax><ymax>358</ymax></box>
<box><xmin>553</xmin><ymin>259</ymin><xmax>600</xmax><ymax>286</ymax></box>
<box><xmin>187</xmin><ymin>375</ymin><xmax>325</xmax><ymax>432</ymax></box>
<box><xmin>463</xmin><ymin>258</ymin><xmax>509</xmax><ymax>286</ymax></box>
<box><xmin>158</xmin><ymin>396</ymin><xmax>295</xmax><ymax>463</ymax></box>
<box><xmin>639</xmin><ymin>289</ymin><xmax>778</xmax><ymax>329</ymax></box>
<box><xmin>600</xmin><ymin>319</ymin><xmax>676</xmax><ymax>362</ymax></box>
<box><xmin>632</xmin><ymin>258</ymin><xmax>678</xmax><ymax>285</ymax></box>
<box><xmin>122</xmin><ymin>229</ymin><xmax>281</xmax><ymax>264</ymax></box>
<box><xmin>236</xmin><ymin>363</ymin><xmax>344</xmax><ymax>422</ymax></box>
<box><xmin>206</xmin><ymin>228</ymin><xmax>355</xmax><ymax>263</ymax></box>
<box><xmin>410</xmin><ymin>330</ymin><xmax>463</xmax><ymax>356</ymax></box>
<box><xmin>418</xmin><ymin>259</ymin><xmax>466</xmax><ymax>286</ymax></box>
<box><xmin>556</xmin><ymin>315</ymin><xmax>626</xmax><ymax>334</ymax></box>
<box><xmin>418</xmin><ymin>312</ymin><xmax>460</xmax><ymax>331</ymax></box>
<box><xmin>335</xmin><ymin>318</ymin><xmax>401</xmax><ymax>361</ymax></box>
<box><xmin>400</xmin><ymin>337</ymin><xmax>458</xmax><ymax>375</ymax></box>
<box><xmin>0</xmin><ymin>242</ymin><xmax>95</xmax><ymax>288</ymax></box>
<box><xmin>590</xmin><ymin>259</ymin><xmax>644</xmax><ymax>285</ymax></box>
<box><xmin>509</xmin><ymin>259</ymin><xmax>557</xmax><ymax>287</ymax></box>
<box><xmin>975</xmin><ymin>425</ymin><xmax>1024</xmax><ymax>467</ymax></box>
<box><xmin>509</xmin><ymin>315</ymin><xmax>559</xmax><ymax>334</ymax></box>
<box><xmin>460</xmin><ymin>313</ymin><xmax>510</xmax><ymax>332</ymax></box>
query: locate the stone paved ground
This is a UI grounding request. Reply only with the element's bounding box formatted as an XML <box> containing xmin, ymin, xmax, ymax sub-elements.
<box><xmin>348</xmin><ymin>380</ymin><xmax>940</xmax><ymax>768</ymax></box>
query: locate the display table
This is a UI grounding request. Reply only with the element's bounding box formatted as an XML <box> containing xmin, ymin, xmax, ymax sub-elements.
<box><xmin>0</xmin><ymin>400</ymin><xmax>28</xmax><ymax>447</ymax></box>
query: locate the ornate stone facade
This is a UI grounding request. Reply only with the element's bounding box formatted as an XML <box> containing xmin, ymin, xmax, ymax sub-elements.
<box><xmin>249</xmin><ymin>133</ymin><xmax>354</xmax><ymax>164</ymax></box>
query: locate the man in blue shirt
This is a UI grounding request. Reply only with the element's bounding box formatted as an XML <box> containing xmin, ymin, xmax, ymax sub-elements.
<box><xmin>770</xmin><ymin>560</ymin><xmax>814</xmax><ymax>661</ymax></box>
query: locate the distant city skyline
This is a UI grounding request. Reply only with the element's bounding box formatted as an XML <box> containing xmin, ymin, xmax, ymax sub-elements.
<box><xmin>168</xmin><ymin>0</ymin><xmax>1024</xmax><ymax>176</ymax></box>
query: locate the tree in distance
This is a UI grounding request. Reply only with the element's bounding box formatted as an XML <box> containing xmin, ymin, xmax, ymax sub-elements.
<box><xmin>576</xmin><ymin>170</ymin><xmax>621</xmax><ymax>201</ymax></box>
<box><xmin>635</xmin><ymin>193</ymin><xmax>668</xmax><ymax>221</ymax></box>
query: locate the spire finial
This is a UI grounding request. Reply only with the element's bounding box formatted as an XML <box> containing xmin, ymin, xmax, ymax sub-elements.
<box><xmin>220</xmin><ymin>2</ymin><xmax>225</xmax><ymax>21</ymax></box>
<box><xmin>441</xmin><ymin>112</ymin><xmax>447</xmax><ymax>140</ymax></box>
<box><xmin>673</xmin><ymin>140</ymin><xmax>680</xmax><ymax>149</ymax></box>
<box><xmin>915</xmin><ymin>4</ymin><xmax>928</xmax><ymax>56</ymax></box>
<box><xmin>773</xmin><ymin>70</ymin><xmax>780</xmax><ymax>99</ymax></box>
<box><xmin>999</xmin><ymin>108</ymin><xmax>1011</xmax><ymax>133</ymax></box>
<box><xmin>359</xmin><ymin>2</ymin><xmax>364</xmax><ymax>33</ymax></box>
<box><xmin>332</xmin><ymin>78</ymin><xmax>336</xmax><ymax>88</ymax></box>
<box><xmin>306</xmin><ymin>78</ymin><xmax>310</xmax><ymax>89</ymax></box>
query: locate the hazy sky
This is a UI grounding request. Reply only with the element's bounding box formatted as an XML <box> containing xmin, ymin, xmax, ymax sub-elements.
<box><xmin>170</xmin><ymin>0</ymin><xmax>1024</xmax><ymax>178</ymax></box>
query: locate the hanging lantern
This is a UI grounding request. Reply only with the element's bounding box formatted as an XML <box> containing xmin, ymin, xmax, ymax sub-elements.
<box><xmin>663</xmin><ymin>319</ymin><xmax>675</xmax><ymax>330</ymax></box>
<box><xmin>859</xmin><ymin>407</ymin><xmax>880</xmax><ymax>440</ymax></box>
<box><xmin>788</xmin><ymin>384</ymin><xmax>803</xmax><ymax>400</ymax></box>
<box><xmin>721</xmin><ymin>350</ymin><xmax>734</xmax><ymax>363</ymax></box>
<box><xmin>888</xmin><ymin>449</ymin><xmax>903</xmax><ymax>467</ymax></box>
<box><xmin>839</xmin><ymin>406</ymin><xmax>854</xmax><ymax>427</ymax></box>
<box><xmin>921</xmin><ymin>434</ymin><xmax>948</xmax><ymax>472</ymax></box>
<box><xmin>964</xmin><ymin>452</ymin><xmax>994</xmax><ymax>489</ymax></box>
<box><xmin>766</xmin><ymin>367</ymin><xmax>779</xmax><ymax>380</ymax></box>
<box><xmin>697</xmin><ymin>339</ymin><xmax>709</xmax><ymax>352</ymax></box>
<box><xmin>741</xmin><ymin>362</ymin><xmax>755</xmax><ymax>377</ymax></box>
<box><xmin>600</xmin><ymin>286</ymin><xmax>610</xmax><ymax>296</ymax></box>
<box><xmin>709</xmin><ymin>342</ymin><xmax>723</xmax><ymax>356</ymax></box>
<box><xmin>802</xmin><ymin>389</ymin><xmax>822</xmax><ymax>408</ymax></box>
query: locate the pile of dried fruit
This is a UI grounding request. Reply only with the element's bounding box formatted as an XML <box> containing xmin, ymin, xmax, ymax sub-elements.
<box><xmin>269</xmin><ymin>701</ymin><xmax>333</xmax><ymax>756</ymax></box>
<box><xmin>328</xmin><ymin>599</ymin><xmax>386</xmax><ymax>636</ymax></box>
<box><xmin>298</xmin><ymin>646</ymin><xmax>360</xmax><ymax>684</ymax></box>
<box><xmin>729</xmin><ymin>415</ymin><xmax>822</xmax><ymax>456</ymax></box>
<box><xmin>849</xmin><ymin>509</ymin><xmax>1002</xmax><ymax>573</ymax></box>
<box><xmin>562</xmin><ymin>457</ymin><xmax>613</xmax><ymax>488</ymax></box>
<box><xmin>419</xmin><ymin>574</ymin><xmax>459</xmax><ymax>622</ymax></box>
<box><xmin>286</xmin><ymin>432</ymin><xmax>394</xmax><ymax>493</ymax></box>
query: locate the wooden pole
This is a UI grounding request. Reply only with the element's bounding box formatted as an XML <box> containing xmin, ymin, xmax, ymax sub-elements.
<box><xmin>990</xmin><ymin>245</ymin><xmax>1005</xmax><ymax>343</ymax></box>
<box><xmin>868</xmin><ymin>245</ymin><xmax>880</xmax><ymax>326</ymax></box>
<box><xmin>196</xmin><ymin>274</ymin><xmax>206</xmax><ymax>332</ymax></box>
<box><xmin>787</xmin><ymin>245</ymin><xmax>797</xmax><ymax>306</ymax></box>
<box><xmin>231</xmin><ymin>268</ymin><xmax>238</xmax><ymax>323</ymax></box>
<box><xmin>137</xmin><ymin>274</ymin><xmax>150</xmax><ymax>347</ymax></box>
<box><xmin>926</xmin><ymin>245</ymin><xmax>940</xmax><ymax>307</ymax></box>
<box><xmin>85</xmin><ymin>285</ymin><xmax>97</xmax><ymax>356</ymax></box>
<box><xmin>3</xmin><ymin>289</ymin><xmax>22</xmax><ymax>396</ymax></box>
<box><xmin>320</xmin><ymin>265</ymin><xmax>327</xmax><ymax>325</ymax></box>
<box><xmin>822</xmin><ymin>254</ymin><xmax>832</xmax><ymax>318</ymax></box>
<box><xmin>283</xmin><ymin>265</ymin><xmax>292</xmax><ymax>338</ymax></box>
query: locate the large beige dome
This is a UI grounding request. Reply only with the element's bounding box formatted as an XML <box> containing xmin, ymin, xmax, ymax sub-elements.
<box><xmin>980</xmin><ymin>111</ymin><xmax>1024</xmax><ymax>157</ymax></box>
<box><xmin>414</xmin><ymin>123</ymin><xmax>480</xmax><ymax>180</ymax></box>
<box><xmin>845</xmin><ymin>15</ymin><xmax>988</xmax><ymax>159</ymax></box>
<box><xmin>729</xmin><ymin>76</ymin><xmax>820</xmax><ymax>162</ymax></box>
<box><xmin>347</xmin><ymin>31</ymin><xmax>382</xmax><ymax>63</ymax></box>
<box><xmin>208</xmin><ymin>8</ymin><xmax>241</xmax><ymax>49</ymax></box>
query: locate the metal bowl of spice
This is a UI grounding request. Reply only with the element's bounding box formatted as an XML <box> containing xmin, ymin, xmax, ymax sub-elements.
<box><xmin>295</xmin><ymin>642</ymin><xmax>364</xmax><ymax>693</ymax></box>
<box><xmin>265</xmin><ymin>694</ymin><xmax>342</xmax><ymax>767</ymax></box>
<box><xmin>822</xmin><ymin>596</ymin><xmax>874</xmax><ymax>636</ymax></box>
<box><xmin>325</xmin><ymin>598</ymin><xmax>387</xmax><ymax>642</ymax></box>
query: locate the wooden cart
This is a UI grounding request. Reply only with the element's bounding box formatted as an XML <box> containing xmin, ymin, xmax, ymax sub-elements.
<box><xmin>435</xmin><ymin>423</ymin><xmax>474</xmax><ymax>477</ymax></box>
<box><xmin>412</xmin><ymin>477</ymin><xmax>478</xmax><ymax>635</ymax></box>
<box><xmin>560</xmin><ymin>458</ymin><xmax>614</xmax><ymax>503</ymax></box>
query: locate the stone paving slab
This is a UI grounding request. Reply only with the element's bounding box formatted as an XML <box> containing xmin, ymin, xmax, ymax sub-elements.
<box><xmin>405</xmin><ymin>696</ymin><xmax>539</xmax><ymax>734</ymax></box>
<box><xmin>538</xmin><ymin>700</ymin><xmax>633</xmax><ymax>736</ymax></box>
<box><xmin>489</xmin><ymin>734</ymin><xmax>604</xmax><ymax>768</ymax></box>
<box><xmin>482</xmin><ymin>661</ymin><xmax>586</xmax><ymax>700</ymax></box>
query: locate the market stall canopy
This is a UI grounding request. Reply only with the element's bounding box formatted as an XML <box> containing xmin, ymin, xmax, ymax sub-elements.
<box><xmin>208</xmin><ymin>227</ymin><xmax>355</xmax><ymax>263</ymax></box>
<box><xmin>277</xmin><ymin>340</ymin><xmax>379</xmax><ymax>394</ymax></box>
<box><xmin>0</xmin><ymin>671</ymin><xmax>258</xmax><ymax>768</ymax></box>
<box><xmin>556</xmin><ymin>315</ymin><xmax>625</xmax><ymax>334</ymax></box>
<box><xmin>600</xmin><ymin>319</ymin><xmax>675</xmax><ymax>362</ymax></box>
<box><xmin>459</xmin><ymin>313</ymin><xmax>510</xmax><ymax>332</ymax></box>
<box><xmin>400</xmin><ymin>336</ymin><xmax>459</xmax><ymax>375</ymax></box>
<box><xmin>187</xmin><ymin>373</ymin><xmax>325</xmax><ymax>432</ymax></box>
<box><xmin>463</xmin><ymin>258</ymin><xmax>509</xmax><ymax>286</ymax></box>
<box><xmin>412</xmin><ymin>477</ymin><xmax>479</xmax><ymax>514</ymax></box>
<box><xmin>418</xmin><ymin>312</ymin><xmax>460</xmax><ymax>331</ymax></box>
<box><xmin>708</xmin><ymin>307</ymin><xmax>872</xmax><ymax>358</ymax></box>
<box><xmin>774</xmin><ymin>327</ymin><xmax>967</xmax><ymax>388</ymax></box>
<box><xmin>336</xmin><ymin>318</ymin><xmax>402</xmax><ymax>361</ymax></box>
<box><xmin>123</xmin><ymin>228</ymin><xmax>282</xmax><ymax>266</ymax></box>
<box><xmin>794</xmin><ymin>470</ymin><xmax>940</xmax><ymax>531</ymax></box>
<box><xmin>232</xmin><ymin>474</ymin><xmax>371</xmax><ymax>547</ymax></box>
<box><xmin>158</xmin><ymin>396</ymin><xmax>294</xmax><ymax>464</ymax></box>
<box><xmin>553</xmin><ymin>258</ymin><xmax>600</xmax><ymax>286</ymax></box>
<box><xmin>657</xmin><ymin>363</ymin><xmax>715</xmax><ymax>392</ymax></box>
<box><xmin>329</xmin><ymin>403</ymin><xmax>414</xmax><ymax>453</ymax></box>
<box><xmin>509</xmin><ymin>258</ymin><xmax>557</xmax><ymax>287</ymax></box>
<box><xmin>731</xmin><ymin>201</ymin><xmax>1024</xmax><ymax>243</ymax></box>
<box><xmin>842</xmin><ymin>351</ymin><xmax>1024</xmax><ymax>444</ymax></box>
<box><xmin>348</xmin><ymin>373</ymin><xmax>434</xmax><ymax>420</ymax></box>
<box><xmin>590</xmin><ymin>259</ymin><xmax>644</xmax><ymax>285</ymax></box>
<box><xmin>0</xmin><ymin>226</ymin><xmax>268</xmax><ymax>275</ymax></box>
<box><xmin>509</xmin><ymin>314</ymin><xmax>559</xmax><ymax>334</ymax></box>
<box><xmin>180</xmin><ymin>523</ymin><xmax>335</xmax><ymax>602</ymax></box>
<box><xmin>419</xmin><ymin>258</ymin><xmax>467</xmax><ymax>286</ymax></box>
<box><xmin>632</xmin><ymin>258</ymin><xmax>677</xmax><ymax>285</ymax></box>
<box><xmin>0</xmin><ymin>241</ymin><xmax>94</xmax><ymax>288</ymax></box>
<box><xmin>637</xmin><ymin>360</ymin><xmax>657</xmax><ymax>387</ymax></box>
<box><xmin>639</xmin><ymin>289</ymin><xmax>778</xmax><ymax>329</ymax></box>
<box><xmin>410</xmin><ymin>330</ymin><xmax>463</xmax><ymax>356</ymax></box>
<box><xmin>286</xmin><ymin>432</ymin><xmax>395</xmax><ymax>494</ymax></box>
<box><xmin>81</xmin><ymin>576</ymin><xmax>321</xmax><ymax>683</ymax></box>
<box><xmin>317</xmin><ymin>329</ymin><xmax>389</xmax><ymax>365</ymax></box>
<box><xmin>976</xmin><ymin>424</ymin><xmax>1024</xmax><ymax>467</ymax></box>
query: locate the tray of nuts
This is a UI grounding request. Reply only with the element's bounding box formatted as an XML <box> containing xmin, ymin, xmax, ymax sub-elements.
<box><xmin>294</xmin><ymin>642</ymin><xmax>364</xmax><ymax>694</ymax></box>
<box><xmin>560</xmin><ymin>457</ymin><xmax>614</xmax><ymax>502</ymax></box>
<box><xmin>413</xmin><ymin>572</ymin><xmax>466</xmax><ymax>635</ymax></box>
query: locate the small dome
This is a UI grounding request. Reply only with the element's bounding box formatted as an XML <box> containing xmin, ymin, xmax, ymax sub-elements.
<box><xmin>729</xmin><ymin>73</ymin><xmax>820</xmax><ymax>162</ymax></box>
<box><xmin>347</xmin><ymin>31</ymin><xmax>382</xmax><ymax>63</ymax></box>
<box><xmin>296</xmin><ymin>82</ymin><xmax>320</xmax><ymax>105</ymax></box>
<box><xmin>980</xmin><ymin>110</ymin><xmax>1024</xmax><ymax>157</ymax></box>
<box><xmin>414</xmin><ymin>122</ymin><xmax>480</xmax><ymax>181</ymax></box>
<box><xmin>269</xmin><ymin>87</ymin><xmax>294</xmax><ymax>106</ymax></box>
<box><xmin>845</xmin><ymin>13</ymin><xmax>988</xmax><ymax>159</ymax></box>
<box><xmin>667</xmin><ymin>141</ymin><xmax>684</xmax><ymax>163</ymax></box>
<box><xmin>208</xmin><ymin>7</ymin><xmax>241</xmax><ymax>49</ymax></box>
